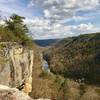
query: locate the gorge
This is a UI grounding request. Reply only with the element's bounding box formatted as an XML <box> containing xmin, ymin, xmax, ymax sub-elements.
<box><xmin>0</xmin><ymin>33</ymin><xmax>100</xmax><ymax>100</ymax></box>
<box><xmin>0</xmin><ymin>13</ymin><xmax>100</xmax><ymax>100</ymax></box>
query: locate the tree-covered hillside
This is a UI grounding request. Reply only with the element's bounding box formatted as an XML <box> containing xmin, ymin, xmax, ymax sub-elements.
<box><xmin>44</xmin><ymin>33</ymin><xmax>100</xmax><ymax>84</ymax></box>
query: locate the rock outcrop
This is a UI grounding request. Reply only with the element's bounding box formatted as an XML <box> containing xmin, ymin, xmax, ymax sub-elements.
<box><xmin>0</xmin><ymin>85</ymin><xmax>33</xmax><ymax>100</ymax></box>
<box><xmin>0</xmin><ymin>42</ymin><xmax>34</xmax><ymax>95</ymax></box>
<box><xmin>0</xmin><ymin>84</ymin><xmax>51</xmax><ymax>100</ymax></box>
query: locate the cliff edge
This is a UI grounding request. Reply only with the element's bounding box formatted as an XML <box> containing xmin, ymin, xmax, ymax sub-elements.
<box><xmin>0</xmin><ymin>42</ymin><xmax>34</xmax><ymax>95</ymax></box>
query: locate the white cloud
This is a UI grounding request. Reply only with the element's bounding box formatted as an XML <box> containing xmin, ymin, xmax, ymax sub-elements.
<box><xmin>72</xmin><ymin>16</ymin><xmax>87</xmax><ymax>21</ymax></box>
<box><xmin>28</xmin><ymin>0</ymin><xmax>34</xmax><ymax>8</ymax></box>
<box><xmin>43</xmin><ymin>9</ymin><xmax>51</xmax><ymax>18</ymax></box>
<box><xmin>72</xmin><ymin>23</ymin><xmax>100</xmax><ymax>34</ymax></box>
<box><xmin>24</xmin><ymin>17</ymin><xmax>74</xmax><ymax>39</ymax></box>
<box><xmin>0</xmin><ymin>0</ymin><xmax>100</xmax><ymax>39</ymax></box>
<box><xmin>26</xmin><ymin>0</ymin><xmax>100</xmax><ymax>39</ymax></box>
<box><xmin>29</xmin><ymin>0</ymin><xmax>100</xmax><ymax>21</ymax></box>
<box><xmin>25</xmin><ymin>17</ymin><xmax>100</xmax><ymax>39</ymax></box>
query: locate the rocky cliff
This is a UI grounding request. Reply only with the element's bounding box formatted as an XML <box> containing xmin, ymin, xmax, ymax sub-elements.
<box><xmin>0</xmin><ymin>42</ymin><xmax>34</xmax><ymax>95</ymax></box>
<box><xmin>0</xmin><ymin>85</ymin><xmax>33</xmax><ymax>100</ymax></box>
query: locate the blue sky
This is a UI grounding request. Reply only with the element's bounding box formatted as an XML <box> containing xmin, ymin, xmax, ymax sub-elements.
<box><xmin>0</xmin><ymin>0</ymin><xmax>100</xmax><ymax>39</ymax></box>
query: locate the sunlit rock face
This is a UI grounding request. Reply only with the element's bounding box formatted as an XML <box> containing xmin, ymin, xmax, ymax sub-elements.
<box><xmin>0</xmin><ymin>85</ymin><xmax>33</xmax><ymax>100</ymax></box>
<box><xmin>0</xmin><ymin>42</ymin><xmax>34</xmax><ymax>95</ymax></box>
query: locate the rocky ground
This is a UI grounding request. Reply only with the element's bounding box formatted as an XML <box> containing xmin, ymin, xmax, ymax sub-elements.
<box><xmin>0</xmin><ymin>85</ymin><xmax>32</xmax><ymax>100</ymax></box>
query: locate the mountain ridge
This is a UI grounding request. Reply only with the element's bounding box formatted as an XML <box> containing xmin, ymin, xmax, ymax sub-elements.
<box><xmin>34</xmin><ymin>39</ymin><xmax>60</xmax><ymax>47</ymax></box>
<box><xmin>44</xmin><ymin>32</ymin><xmax>100</xmax><ymax>84</ymax></box>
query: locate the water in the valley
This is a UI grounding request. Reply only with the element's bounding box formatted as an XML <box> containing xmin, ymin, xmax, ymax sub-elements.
<box><xmin>40</xmin><ymin>52</ymin><xmax>50</xmax><ymax>72</ymax></box>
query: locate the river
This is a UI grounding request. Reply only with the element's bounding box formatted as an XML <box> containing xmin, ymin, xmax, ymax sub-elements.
<box><xmin>39</xmin><ymin>52</ymin><xmax>50</xmax><ymax>72</ymax></box>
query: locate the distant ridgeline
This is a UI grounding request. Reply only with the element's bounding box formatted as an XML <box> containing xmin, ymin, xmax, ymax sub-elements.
<box><xmin>34</xmin><ymin>39</ymin><xmax>59</xmax><ymax>47</ymax></box>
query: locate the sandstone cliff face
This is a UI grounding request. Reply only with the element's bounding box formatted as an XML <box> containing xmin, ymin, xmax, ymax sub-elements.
<box><xmin>0</xmin><ymin>85</ymin><xmax>33</xmax><ymax>100</ymax></box>
<box><xmin>0</xmin><ymin>42</ymin><xmax>33</xmax><ymax>94</ymax></box>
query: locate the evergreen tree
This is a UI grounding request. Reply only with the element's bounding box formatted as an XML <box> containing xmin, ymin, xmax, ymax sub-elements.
<box><xmin>5</xmin><ymin>14</ymin><xmax>33</xmax><ymax>47</ymax></box>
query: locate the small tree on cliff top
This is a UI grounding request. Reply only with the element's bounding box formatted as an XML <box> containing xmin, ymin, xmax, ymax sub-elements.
<box><xmin>5</xmin><ymin>14</ymin><xmax>33</xmax><ymax>47</ymax></box>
